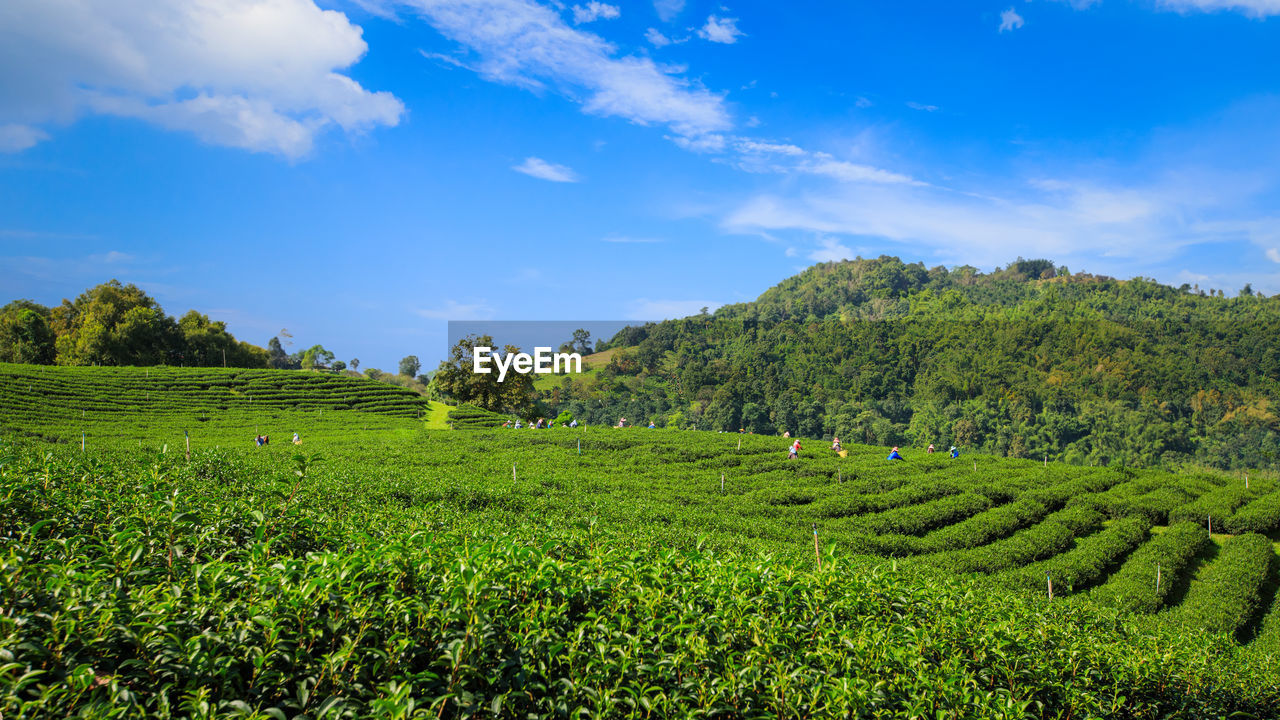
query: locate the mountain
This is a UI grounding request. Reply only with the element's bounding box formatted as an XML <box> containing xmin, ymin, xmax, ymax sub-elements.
<box><xmin>534</xmin><ymin>256</ymin><xmax>1280</xmax><ymax>470</ymax></box>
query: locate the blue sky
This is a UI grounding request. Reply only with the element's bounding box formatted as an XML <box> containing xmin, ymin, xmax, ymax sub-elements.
<box><xmin>3</xmin><ymin>0</ymin><xmax>1280</xmax><ymax>370</ymax></box>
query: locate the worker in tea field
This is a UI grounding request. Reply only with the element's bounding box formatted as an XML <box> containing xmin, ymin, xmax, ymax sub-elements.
<box><xmin>887</xmin><ymin>446</ymin><xmax>904</xmax><ymax>461</ymax></box>
<box><xmin>293</xmin><ymin>432</ymin><xmax>301</xmax><ymax>445</ymax></box>
<box><xmin>788</xmin><ymin>438</ymin><xmax>802</xmax><ymax>459</ymax></box>
<box><xmin>950</xmin><ymin>446</ymin><xmax>960</xmax><ymax>458</ymax></box>
<box><xmin>831</xmin><ymin>436</ymin><xmax>841</xmax><ymax>451</ymax></box>
<box><xmin>927</xmin><ymin>444</ymin><xmax>935</xmax><ymax>453</ymax></box>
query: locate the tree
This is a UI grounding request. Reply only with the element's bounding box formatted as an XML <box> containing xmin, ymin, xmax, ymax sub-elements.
<box><xmin>571</xmin><ymin>328</ymin><xmax>592</xmax><ymax>355</ymax></box>
<box><xmin>299</xmin><ymin>344</ymin><xmax>335</xmax><ymax>370</ymax></box>
<box><xmin>331</xmin><ymin>360</ymin><xmax>346</xmax><ymax>373</ymax></box>
<box><xmin>435</xmin><ymin>334</ymin><xmax>535</xmax><ymax>414</ymax></box>
<box><xmin>0</xmin><ymin>301</ymin><xmax>56</xmax><ymax>364</ymax></box>
<box><xmin>350</xmin><ymin>358</ymin><xmax>360</xmax><ymax>372</ymax></box>
<box><xmin>178</xmin><ymin>311</ymin><xmax>267</xmax><ymax>367</ymax></box>
<box><xmin>51</xmin><ymin>280</ymin><xmax>177</xmax><ymax>365</ymax></box>
<box><xmin>267</xmin><ymin>337</ymin><xmax>293</xmax><ymax>369</ymax></box>
<box><xmin>399</xmin><ymin>355</ymin><xmax>421</xmax><ymax>377</ymax></box>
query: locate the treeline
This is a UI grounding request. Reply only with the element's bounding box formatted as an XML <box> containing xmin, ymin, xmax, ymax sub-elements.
<box><xmin>537</xmin><ymin>256</ymin><xmax>1280</xmax><ymax>470</ymax></box>
<box><xmin>1</xmin><ymin>280</ymin><xmax>268</xmax><ymax>368</ymax></box>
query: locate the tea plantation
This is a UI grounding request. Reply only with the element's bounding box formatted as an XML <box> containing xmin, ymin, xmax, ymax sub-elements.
<box><xmin>2</xmin><ymin>363</ymin><xmax>1279</xmax><ymax>718</ymax></box>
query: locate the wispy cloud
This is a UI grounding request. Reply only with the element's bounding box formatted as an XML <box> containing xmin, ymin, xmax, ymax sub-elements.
<box><xmin>1268</xmin><ymin>248</ymin><xmax>1280</xmax><ymax>263</ymax></box>
<box><xmin>906</xmin><ymin>101</ymin><xmax>939</xmax><ymax>112</ymax></box>
<box><xmin>0</xmin><ymin>124</ymin><xmax>49</xmax><ymax>153</ymax></box>
<box><xmin>808</xmin><ymin>236</ymin><xmax>855</xmax><ymax>263</ymax></box>
<box><xmin>645</xmin><ymin>28</ymin><xmax>673</xmax><ymax>47</ymax></box>
<box><xmin>653</xmin><ymin>0</ymin><xmax>686</xmax><ymax>22</ymax></box>
<box><xmin>513</xmin><ymin>156</ymin><xmax>580</xmax><ymax>182</ymax></box>
<box><xmin>399</xmin><ymin>0</ymin><xmax>731</xmax><ymax>141</ymax></box>
<box><xmin>0</xmin><ymin>228</ymin><xmax>99</xmax><ymax>241</ymax></box>
<box><xmin>731</xmin><ymin>137</ymin><xmax>923</xmax><ymax>186</ymax></box>
<box><xmin>572</xmin><ymin>2</ymin><xmax>620</xmax><ymax>24</ymax></box>
<box><xmin>88</xmin><ymin>250</ymin><xmax>134</xmax><ymax>264</ymax></box>
<box><xmin>1156</xmin><ymin>0</ymin><xmax>1280</xmax><ymax>17</ymax></box>
<box><xmin>999</xmin><ymin>8</ymin><xmax>1026</xmax><ymax>32</ymax></box>
<box><xmin>698</xmin><ymin>15</ymin><xmax>745</xmax><ymax>44</ymax></box>
<box><xmin>414</xmin><ymin>299</ymin><xmax>496</xmax><ymax>320</ymax></box>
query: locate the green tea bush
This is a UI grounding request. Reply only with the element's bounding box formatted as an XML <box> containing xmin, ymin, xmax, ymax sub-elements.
<box><xmin>925</xmin><ymin>506</ymin><xmax>1104</xmax><ymax>574</ymax></box>
<box><xmin>1091</xmin><ymin>522</ymin><xmax>1211</xmax><ymax>614</ymax></box>
<box><xmin>1223</xmin><ymin>490</ymin><xmax>1280</xmax><ymax>534</ymax></box>
<box><xmin>1169</xmin><ymin>485</ymin><xmax>1254</xmax><ymax>527</ymax></box>
<box><xmin>1005</xmin><ymin>516</ymin><xmax>1150</xmax><ymax>595</ymax></box>
<box><xmin>1166</xmin><ymin>533</ymin><xmax>1278</xmax><ymax>640</ymax></box>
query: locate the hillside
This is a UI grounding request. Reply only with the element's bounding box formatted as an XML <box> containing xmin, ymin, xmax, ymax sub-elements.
<box><xmin>534</xmin><ymin>256</ymin><xmax>1280</xmax><ymax>469</ymax></box>
<box><xmin>2</xmin><ymin>366</ymin><xmax>1279</xmax><ymax>716</ymax></box>
<box><xmin>0</xmin><ymin>363</ymin><xmax>433</xmax><ymax>445</ymax></box>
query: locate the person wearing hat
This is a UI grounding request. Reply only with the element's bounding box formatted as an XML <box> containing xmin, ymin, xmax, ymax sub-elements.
<box><xmin>788</xmin><ymin>438</ymin><xmax>802</xmax><ymax>459</ymax></box>
<box><xmin>927</xmin><ymin>444</ymin><xmax>935</xmax><ymax>453</ymax></box>
<box><xmin>887</xmin><ymin>446</ymin><xmax>904</xmax><ymax>461</ymax></box>
<box><xmin>950</xmin><ymin>446</ymin><xmax>960</xmax><ymax>459</ymax></box>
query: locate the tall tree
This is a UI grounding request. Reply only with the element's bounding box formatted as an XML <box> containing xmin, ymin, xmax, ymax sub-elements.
<box><xmin>399</xmin><ymin>355</ymin><xmax>421</xmax><ymax>377</ymax></box>
<box><xmin>435</xmin><ymin>334</ymin><xmax>535</xmax><ymax>414</ymax></box>
<box><xmin>51</xmin><ymin>280</ymin><xmax>177</xmax><ymax>365</ymax></box>
<box><xmin>0</xmin><ymin>301</ymin><xmax>56</xmax><ymax>364</ymax></box>
<box><xmin>267</xmin><ymin>337</ymin><xmax>292</xmax><ymax>369</ymax></box>
<box><xmin>299</xmin><ymin>344</ymin><xmax>334</xmax><ymax>370</ymax></box>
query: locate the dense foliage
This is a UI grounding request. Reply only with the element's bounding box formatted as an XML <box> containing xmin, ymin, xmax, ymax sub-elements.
<box><xmin>537</xmin><ymin>256</ymin><xmax>1280</xmax><ymax>469</ymax></box>
<box><xmin>1</xmin><ymin>281</ymin><xmax>269</xmax><ymax>368</ymax></box>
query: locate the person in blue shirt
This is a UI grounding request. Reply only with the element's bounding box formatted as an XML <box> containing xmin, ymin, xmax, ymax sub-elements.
<box><xmin>950</xmin><ymin>446</ymin><xmax>960</xmax><ymax>459</ymax></box>
<box><xmin>887</xmin><ymin>446</ymin><xmax>904</xmax><ymax>461</ymax></box>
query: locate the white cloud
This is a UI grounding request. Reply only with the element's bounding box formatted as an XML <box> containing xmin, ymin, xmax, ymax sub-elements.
<box><xmin>999</xmin><ymin>8</ymin><xmax>1025</xmax><ymax>32</ymax></box>
<box><xmin>1266</xmin><ymin>248</ymin><xmax>1280</xmax><ymax>263</ymax></box>
<box><xmin>0</xmin><ymin>124</ymin><xmax>49</xmax><ymax>153</ymax></box>
<box><xmin>734</xmin><ymin>139</ymin><xmax>806</xmax><ymax>156</ymax></box>
<box><xmin>809</xmin><ymin>237</ymin><xmax>855</xmax><ymax>263</ymax></box>
<box><xmin>670</xmin><ymin>133</ymin><xmax>727</xmax><ymax>153</ymax></box>
<box><xmin>906</xmin><ymin>101</ymin><xmax>939</xmax><ymax>112</ymax></box>
<box><xmin>398</xmin><ymin>0</ymin><xmax>730</xmax><ymax>140</ymax></box>
<box><xmin>628</xmin><ymin>298</ymin><xmax>721</xmax><ymax>320</ymax></box>
<box><xmin>0</xmin><ymin>0</ymin><xmax>404</xmax><ymax>158</ymax></box>
<box><xmin>513</xmin><ymin>156</ymin><xmax>580</xmax><ymax>182</ymax></box>
<box><xmin>414</xmin><ymin>300</ymin><xmax>496</xmax><ymax>320</ymax></box>
<box><xmin>730</xmin><ymin>138</ymin><xmax>922</xmax><ymax>186</ymax></box>
<box><xmin>645</xmin><ymin>28</ymin><xmax>672</xmax><ymax>46</ymax></box>
<box><xmin>653</xmin><ymin>0</ymin><xmax>686</xmax><ymax>22</ymax></box>
<box><xmin>1157</xmin><ymin>0</ymin><xmax>1280</xmax><ymax>16</ymax></box>
<box><xmin>572</xmin><ymin>2</ymin><xmax>620</xmax><ymax>23</ymax></box>
<box><xmin>88</xmin><ymin>250</ymin><xmax>135</xmax><ymax>264</ymax></box>
<box><xmin>698</xmin><ymin>15</ymin><xmax>745</xmax><ymax>44</ymax></box>
<box><xmin>855</xmin><ymin>97</ymin><xmax>873</xmax><ymax>108</ymax></box>
<box><xmin>720</xmin><ymin>173</ymin><xmax>1250</xmax><ymax>270</ymax></box>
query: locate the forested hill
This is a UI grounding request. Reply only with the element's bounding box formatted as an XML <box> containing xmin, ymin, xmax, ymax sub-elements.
<box><xmin>539</xmin><ymin>256</ymin><xmax>1280</xmax><ymax>470</ymax></box>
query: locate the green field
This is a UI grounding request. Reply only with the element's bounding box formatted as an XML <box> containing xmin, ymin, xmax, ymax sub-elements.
<box><xmin>3</xmin><ymin>363</ymin><xmax>1280</xmax><ymax>718</ymax></box>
